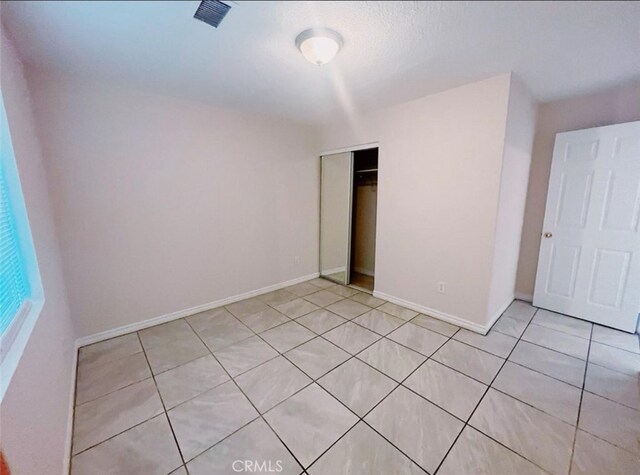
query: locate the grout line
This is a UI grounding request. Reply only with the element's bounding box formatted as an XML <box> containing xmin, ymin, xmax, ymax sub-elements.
<box><xmin>191</xmin><ymin>298</ymin><xmax>355</xmax><ymax>383</ymax></box>
<box><xmin>527</xmin><ymin>318</ymin><xmax>593</xmax><ymax>340</ymax></box>
<box><xmin>70</xmin><ymin>412</ymin><xmax>172</xmax><ymax>458</ymax></box>
<box><xmin>587</xmin><ymin>357</ymin><xmax>639</xmax><ymax>376</ymax></box>
<box><xmin>506</xmin><ymin>354</ymin><xmax>585</xmax><ymax>388</ymax></box>
<box><xmin>70</xmin><ymin>357</ymin><xmax>179</xmax><ymax>458</ymax></box>
<box><xmin>70</xmin><ymin>357</ymin><xmax>191</xmax><ymax>458</ymax></box>
<box><xmin>436</xmin><ymin>331</ymin><xmax>593</xmax><ymax>427</ymax></box>
<box><xmin>425</xmin><ymin>338</ymin><xmax>507</xmax><ymax>386</ymax></box>
<box><xmin>592</xmin><ymin>338</ymin><xmax>640</xmax><ymax>356</ymax></box>
<box><xmin>304</xmin><ymin>319</ymin><xmax>460</xmax><ymax>473</ymax></box>
<box><xmin>506</xmin><ymin>326</ymin><xmax>589</xmax><ymax>359</ymax></box>
<box><xmin>179</xmin><ymin>412</ymin><xmax>261</xmax><ymax>467</ymax></box>
<box><xmin>135</xmin><ymin>332</ymin><xmax>188</xmax><ymax>470</ymax></box>
<box><xmin>482</xmin><ymin>385</ymin><xmax>578</xmax><ymax>426</ymax></box>
<box><xmin>300</xmin><ymin>383</ymin><xmax>405</xmax><ymax>471</ymax></box>
<box><xmin>580</xmin><ymin>384</ymin><xmax>640</xmax><ymax>411</ymax></box>
<box><xmin>431</xmin><ymin>308</ymin><xmax>551</xmax><ymax>475</ymax></box>
<box><xmin>74</xmin><ymin>374</ymin><xmax>155</xmax><ymax>408</ymax></box>
<box><xmin>320</xmin><ymin>329</ymin><xmax>458</xmax><ymax>471</ymax></box>
<box><xmin>295</xmin><ymin>314</ymin><xmax>349</xmax><ymax>335</ymax></box>
<box><xmin>435</xmin><ymin>308</ymin><xmax>619</xmax><ymax>473</ymax></box>
<box><xmin>182</xmin><ymin>317</ymin><xmax>308</xmax><ymax>471</ymax></box>
<box><xmin>569</xmin><ymin>324</ymin><xmax>594</xmax><ymax>474</ymax></box>
<box><xmin>294</xmin><ymin>386</ymin><xmax>363</xmax><ymax>471</ymax></box>
<box><xmin>73</xmin><ymin>352</ymin><xmax>164</xmax><ymax>407</ymax></box>
<box><xmin>210</xmin><ymin>292</ymin><xmax>435</xmax><ymax>471</ymax></box>
<box><xmin>76</xmin><ymin>340</ymin><xmax>147</xmax><ymax>367</ymax></box>
<box><xmin>588</xmin><ymin>337</ymin><xmax>640</xmax><ymax>355</ymax></box>
<box><xmin>567</xmin><ymin>420</ymin><xmax>640</xmax><ymax>461</ymax></box>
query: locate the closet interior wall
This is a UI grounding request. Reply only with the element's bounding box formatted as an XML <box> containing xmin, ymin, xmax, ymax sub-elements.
<box><xmin>350</xmin><ymin>148</ymin><xmax>378</xmax><ymax>291</ymax></box>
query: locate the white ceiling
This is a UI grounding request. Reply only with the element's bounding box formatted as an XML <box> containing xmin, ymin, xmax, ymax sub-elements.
<box><xmin>2</xmin><ymin>1</ymin><xmax>639</xmax><ymax>124</ymax></box>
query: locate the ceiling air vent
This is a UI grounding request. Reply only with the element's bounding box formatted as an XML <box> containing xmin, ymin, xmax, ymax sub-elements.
<box><xmin>194</xmin><ymin>0</ymin><xmax>231</xmax><ymax>29</ymax></box>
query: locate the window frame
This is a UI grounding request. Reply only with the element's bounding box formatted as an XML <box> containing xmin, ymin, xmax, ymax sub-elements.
<box><xmin>0</xmin><ymin>92</ymin><xmax>45</xmax><ymax>401</ymax></box>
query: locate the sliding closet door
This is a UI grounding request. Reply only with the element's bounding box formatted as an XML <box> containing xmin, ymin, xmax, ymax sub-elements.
<box><xmin>320</xmin><ymin>152</ymin><xmax>353</xmax><ymax>284</ymax></box>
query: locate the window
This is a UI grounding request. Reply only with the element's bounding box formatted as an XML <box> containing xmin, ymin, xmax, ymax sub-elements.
<box><xmin>0</xmin><ymin>166</ymin><xmax>31</xmax><ymax>334</ymax></box>
<box><xmin>0</xmin><ymin>92</ymin><xmax>44</xmax><ymax>400</ymax></box>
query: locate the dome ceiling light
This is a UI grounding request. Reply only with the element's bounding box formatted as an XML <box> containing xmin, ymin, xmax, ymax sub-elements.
<box><xmin>295</xmin><ymin>28</ymin><xmax>343</xmax><ymax>66</ymax></box>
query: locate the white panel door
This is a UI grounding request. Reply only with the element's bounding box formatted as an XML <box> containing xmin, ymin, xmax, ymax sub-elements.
<box><xmin>533</xmin><ymin>121</ymin><xmax>640</xmax><ymax>332</ymax></box>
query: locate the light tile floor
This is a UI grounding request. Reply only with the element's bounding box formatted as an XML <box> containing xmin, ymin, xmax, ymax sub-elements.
<box><xmin>70</xmin><ymin>280</ymin><xmax>640</xmax><ymax>474</ymax></box>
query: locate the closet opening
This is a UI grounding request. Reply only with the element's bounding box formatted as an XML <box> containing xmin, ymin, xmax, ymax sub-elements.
<box><xmin>349</xmin><ymin>148</ymin><xmax>378</xmax><ymax>291</ymax></box>
<box><xmin>319</xmin><ymin>145</ymin><xmax>378</xmax><ymax>292</ymax></box>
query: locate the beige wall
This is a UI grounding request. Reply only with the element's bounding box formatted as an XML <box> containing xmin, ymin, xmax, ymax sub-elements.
<box><xmin>320</xmin><ymin>75</ymin><xmax>514</xmax><ymax>330</ymax></box>
<box><xmin>27</xmin><ymin>70</ymin><xmax>320</xmax><ymax>338</ymax></box>
<box><xmin>516</xmin><ymin>82</ymin><xmax>640</xmax><ymax>298</ymax></box>
<box><xmin>0</xmin><ymin>30</ymin><xmax>76</xmax><ymax>475</ymax></box>
<box><xmin>486</xmin><ymin>77</ymin><xmax>538</xmax><ymax>319</ymax></box>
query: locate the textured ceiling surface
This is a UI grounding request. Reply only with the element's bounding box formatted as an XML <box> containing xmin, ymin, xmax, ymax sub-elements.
<box><xmin>2</xmin><ymin>1</ymin><xmax>639</xmax><ymax>123</ymax></box>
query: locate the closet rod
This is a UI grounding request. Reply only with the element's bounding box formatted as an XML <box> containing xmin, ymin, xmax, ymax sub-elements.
<box><xmin>356</xmin><ymin>168</ymin><xmax>378</xmax><ymax>173</ymax></box>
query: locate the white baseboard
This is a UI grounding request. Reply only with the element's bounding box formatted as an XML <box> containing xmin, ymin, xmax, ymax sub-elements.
<box><xmin>373</xmin><ymin>291</ymin><xmax>490</xmax><ymax>334</ymax></box>
<box><xmin>63</xmin><ymin>341</ymin><xmax>78</xmax><ymax>475</ymax></box>
<box><xmin>75</xmin><ymin>272</ymin><xmax>320</xmax><ymax>348</ymax></box>
<box><xmin>515</xmin><ymin>292</ymin><xmax>533</xmax><ymax>302</ymax></box>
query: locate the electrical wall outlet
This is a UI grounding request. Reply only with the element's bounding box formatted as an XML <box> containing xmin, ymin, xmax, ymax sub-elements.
<box><xmin>294</xmin><ymin>256</ymin><xmax>301</xmax><ymax>265</ymax></box>
<box><xmin>438</xmin><ymin>282</ymin><xmax>446</xmax><ymax>294</ymax></box>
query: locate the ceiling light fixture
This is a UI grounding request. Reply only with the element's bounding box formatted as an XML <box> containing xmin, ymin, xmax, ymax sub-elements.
<box><xmin>295</xmin><ymin>28</ymin><xmax>343</xmax><ymax>66</ymax></box>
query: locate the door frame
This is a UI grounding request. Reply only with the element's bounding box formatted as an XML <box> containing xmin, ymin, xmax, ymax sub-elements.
<box><xmin>320</xmin><ymin>141</ymin><xmax>379</xmax><ymax>157</ymax></box>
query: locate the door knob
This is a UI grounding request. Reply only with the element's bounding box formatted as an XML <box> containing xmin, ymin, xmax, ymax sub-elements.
<box><xmin>543</xmin><ymin>232</ymin><xmax>553</xmax><ymax>238</ymax></box>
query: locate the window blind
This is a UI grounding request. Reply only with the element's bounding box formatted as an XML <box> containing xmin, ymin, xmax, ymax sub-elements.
<box><xmin>0</xmin><ymin>167</ymin><xmax>29</xmax><ymax>334</ymax></box>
